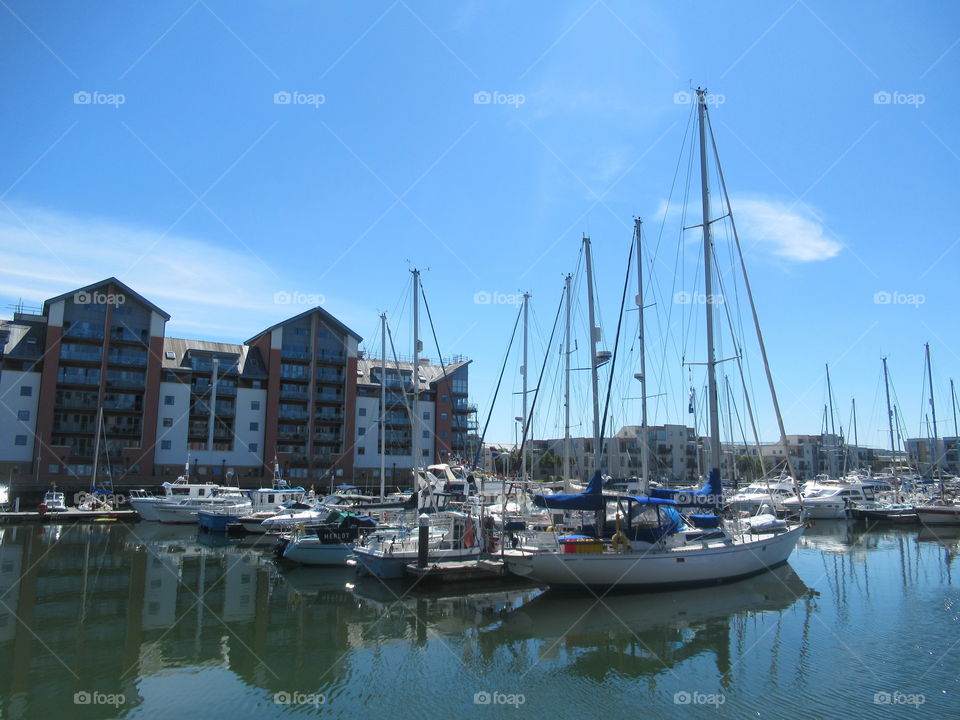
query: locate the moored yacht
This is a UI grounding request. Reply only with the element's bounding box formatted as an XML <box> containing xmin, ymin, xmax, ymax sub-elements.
<box><xmin>129</xmin><ymin>462</ymin><xmax>220</xmax><ymax>522</ymax></box>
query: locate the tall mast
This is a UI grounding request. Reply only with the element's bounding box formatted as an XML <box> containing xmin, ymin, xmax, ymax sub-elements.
<box><xmin>826</xmin><ymin>363</ymin><xmax>838</xmax><ymax>477</ymax></box>
<box><xmin>951</xmin><ymin>378</ymin><xmax>958</xmax><ymax>438</ymax></box>
<box><xmin>925</xmin><ymin>342</ymin><xmax>942</xmax><ymax>497</ymax></box>
<box><xmin>379</xmin><ymin>313</ymin><xmax>387</xmax><ymax>500</ymax></box>
<box><xmin>696</xmin><ymin>88</ymin><xmax>721</xmax><ymax>477</ymax></box>
<box><xmin>882</xmin><ymin>357</ymin><xmax>899</xmax><ymax>501</ymax></box>
<box><xmin>521</xmin><ymin>292</ymin><xmax>530</xmax><ymax>480</ymax></box>
<box><xmin>583</xmin><ymin>237</ymin><xmax>602</xmax><ymax>476</ymax></box>
<box><xmin>411</xmin><ymin>269</ymin><xmax>421</xmax><ymax>478</ymax></box>
<box><xmin>563</xmin><ymin>274</ymin><xmax>572</xmax><ymax>486</ymax></box>
<box><xmin>91</xmin><ymin>406</ymin><xmax>103</xmax><ymax>490</ymax></box>
<box><xmin>851</xmin><ymin>397</ymin><xmax>859</xmax><ymax>472</ymax></box>
<box><xmin>634</xmin><ymin>218</ymin><xmax>650</xmax><ymax>485</ymax></box>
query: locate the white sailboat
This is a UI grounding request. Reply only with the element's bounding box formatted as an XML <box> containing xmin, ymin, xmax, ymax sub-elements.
<box><xmin>503</xmin><ymin>88</ymin><xmax>804</xmax><ymax>591</ymax></box>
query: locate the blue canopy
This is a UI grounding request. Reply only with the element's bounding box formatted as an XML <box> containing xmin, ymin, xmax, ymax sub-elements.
<box><xmin>532</xmin><ymin>472</ymin><xmax>680</xmax><ymax>512</ymax></box>
<box><xmin>649</xmin><ymin>468</ymin><xmax>723</xmax><ymax>507</ymax></box>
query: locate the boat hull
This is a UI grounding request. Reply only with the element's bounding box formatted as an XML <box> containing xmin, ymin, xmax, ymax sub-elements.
<box><xmin>502</xmin><ymin>525</ymin><xmax>804</xmax><ymax>591</ymax></box>
<box><xmin>282</xmin><ymin>539</ymin><xmax>355</xmax><ymax>566</ymax></box>
<box><xmin>154</xmin><ymin>506</ymin><xmax>199</xmax><ymax>525</ymax></box>
<box><xmin>197</xmin><ymin>510</ymin><xmax>243</xmax><ymax>533</ymax></box>
<box><xmin>916</xmin><ymin>506</ymin><xmax>960</xmax><ymax>526</ymax></box>
<box><xmin>352</xmin><ymin>546</ymin><xmax>481</xmax><ymax>580</ymax></box>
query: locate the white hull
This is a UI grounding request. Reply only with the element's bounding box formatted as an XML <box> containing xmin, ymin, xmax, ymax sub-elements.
<box><xmin>916</xmin><ymin>506</ymin><xmax>960</xmax><ymax>526</ymax></box>
<box><xmin>502</xmin><ymin>525</ymin><xmax>804</xmax><ymax>590</ymax></box>
<box><xmin>154</xmin><ymin>506</ymin><xmax>200</xmax><ymax>524</ymax></box>
<box><xmin>130</xmin><ymin>498</ymin><xmax>163</xmax><ymax>522</ymax></box>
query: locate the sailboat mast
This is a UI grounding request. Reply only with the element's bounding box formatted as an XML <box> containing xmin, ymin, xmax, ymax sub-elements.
<box><xmin>925</xmin><ymin>342</ymin><xmax>942</xmax><ymax>497</ymax></box>
<box><xmin>379</xmin><ymin>313</ymin><xmax>387</xmax><ymax>500</ymax></box>
<box><xmin>826</xmin><ymin>363</ymin><xmax>838</xmax><ymax>477</ymax></box>
<box><xmin>635</xmin><ymin>218</ymin><xmax>650</xmax><ymax>485</ymax></box>
<box><xmin>521</xmin><ymin>292</ymin><xmax>530</xmax><ymax>480</ymax></box>
<box><xmin>696</xmin><ymin>88</ymin><xmax>721</xmax><ymax>476</ymax></box>
<box><xmin>951</xmin><ymin>378</ymin><xmax>958</xmax><ymax>437</ymax></box>
<box><xmin>851</xmin><ymin>397</ymin><xmax>859</xmax><ymax>471</ymax></box>
<box><xmin>882</xmin><ymin>357</ymin><xmax>899</xmax><ymax>501</ymax></box>
<box><xmin>584</xmin><ymin>237</ymin><xmax>602</xmax><ymax>476</ymax></box>
<box><xmin>91</xmin><ymin>406</ymin><xmax>103</xmax><ymax>490</ymax></box>
<box><xmin>411</xmin><ymin>269</ymin><xmax>421</xmax><ymax>478</ymax></box>
<box><xmin>563</xmin><ymin>273</ymin><xmax>572</xmax><ymax>485</ymax></box>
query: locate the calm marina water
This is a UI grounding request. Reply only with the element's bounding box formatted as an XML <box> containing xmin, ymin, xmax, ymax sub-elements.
<box><xmin>0</xmin><ymin>521</ymin><xmax>956</xmax><ymax>719</ymax></box>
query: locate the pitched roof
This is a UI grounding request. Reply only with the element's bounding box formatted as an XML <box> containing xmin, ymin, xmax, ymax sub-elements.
<box><xmin>43</xmin><ymin>277</ymin><xmax>171</xmax><ymax>320</ymax></box>
<box><xmin>356</xmin><ymin>357</ymin><xmax>470</xmax><ymax>391</ymax></box>
<box><xmin>161</xmin><ymin>337</ymin><xmax>267</xmax><ymax>378</ymax></box>
<box><xmin>246</xmin><ymin>305</ymin><xmax>362</xmax><ymax>344</ymax></box>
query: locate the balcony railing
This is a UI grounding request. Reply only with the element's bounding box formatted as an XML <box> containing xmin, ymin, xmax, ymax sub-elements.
<box><xmin>316</xmin><ymin>371</ymin><xmax>343</xmax><ymax>383</ymax></box>
<box><xmin>53</xmin><ymin>422</ymin><xmax>95</xmax><ymax>433</ymax></box>
<box><xmin>281</xmin><ymin>389</ymin><xmax>309</xmax><ymax>401</ymax></box>
<box><xmin>108</xmin><ymin>352</ymin><xmax>147</xmax><ymax>367</ymax></box>
<box><xmin>279</xmin><ymin>409</ymin><xmax>309</xmax><ymax>421</ymax></box>
<box><xmin>60</xmin><ymin>348</ymin><xmax>102</xmax><ymax>362</ymax></box>
<box><xmin>107</xmin><ymin>375</ymin><xmax>145</xmax><ymax>389</ymax></box>
<box><xmin>57</xmin><ymin>373</ymin><xmax>100</xmax><ymax>386</ymax></box>
<box><xmin>104</xmin><ymin>425</ymin><xmax>142</xmax><ymax>436</ymax></box>
<box><xmin>56</xmin><ymin>396</ymin><xmax>98</xmax><ymax>410</ymax></box>
<box><xmin>63</xmin><ymin>325</ymin><xmax>104</xmax><ymax>340</ymax></box>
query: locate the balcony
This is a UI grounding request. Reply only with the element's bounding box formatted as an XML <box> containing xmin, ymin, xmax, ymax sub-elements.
<box><xmin>315</xmin><ymin>392</ymin><xmax>342</xmax><ymax>403</ymax></box>
<box><xmin>63</xmin><ymin>325</ymin><xmax>104</xmax><ymax>340</ymax></box>
<box><xmin>315</xmin><ymin>352</ymin><xmax>345</xmax><ymax>365</ymax></box>
<box><xmin>56</xmin><ymin>396</ymin><xmax>98</xmax><ymax>410</ymax></box>
<box><xmin>108</xmin><ymin>351</ymin><xmax>147</xmax><ymax>367</ymax></box>
<box><xmin>281</xmin><ymin>348</ymin><xmax>311</xmax><ymax>361</ymax></box>
<box><xmin>214</xmin><ymin>405</ymin><xmax>235</xmax><ymax>418</ymax></box>
<box><xmin>314</xmin><ymin>432</ymin><xmax>340</xmax><ymax>444</ymax></box>
<box><xmin>279</xmin><ymin>409</ymin><xmax>309</xmax><ymax>421</ymax></box>
<box><xmin>188</xmin><ymin>423</ymin><xmax>209</xmax><ymax>437</ymax></box>
<box><xmin>281</xmin><ymin>389</ymin><xmax>309</xmax><ymax>401</ymax></box>
<box><xmin>53</xmin><ymin>421</ymin><xmax>95</xmax><ymax>433</ymax></box>
<box><xmin>110</xmin><ymin>327</ymin><xmax>148</xmax><ymax>345</ymax></box>
<box><xmin>106</xmin><ymin>375</ymin><xmax>145</xmax><ymax>390</ymax></box>
<box><xmin>104</xmin><ymin>425</ymin><xmax>142</xmax><ymax>436</ymax></box>
<box><xmin>279</xmin><ymin>430</ymin><xmax>307</xmax><ymax>441</ymax></box>
<box><xmin>280</xmin><ymin>370</ymin><xmax>310</xmax><ymax>381</ymax></box>
<box><xmin>57</xmin><ymin>373</ymin><xmax>100</xmax><ymax>386</ymax></box>
<box><xmin>316</xmin><ymin>371</ymin><xmax>343</xmax><ymax>384</ymax></box>
<box><xmin>314</xmin><ymin>413</ymin><xmax>343</xmax><ymax>424</ymax></box>
<box><xmin>60</xmin><ymin>348</ymin><xmax>102</xmax><ymax>363</ymax></box>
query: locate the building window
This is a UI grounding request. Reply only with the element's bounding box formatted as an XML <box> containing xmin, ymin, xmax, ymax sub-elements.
<box><xmin>160</xmin><ymin>440</ymin><xmax>172</xmax><ymax>450</ymax></box>
<box><xmin>163</xmin><ymin>418</ymin><xmax>173</xmax><ymax>428</ymax></box>
<box><xmin>359</xmin><ymin>408</ymin><xmax>366</xmax><ymax>417</ymax></box>
<box><xmin>17</xmin><ymin>410</ymin><xmax>29</xmax><ymax>421</ymax></box>
<box><xmin>422</xmin><ymin>449</ymin><xmax>429</xmax><ymax>457</ymax></box>
<box><xmin>252</xmin><ymin>381</ymin><xmax>262</xmax><ymax>389</ymax></box>
<box><xmin>14</xmin><ymin>435</ymin><xmax>27</xmax><ymax>446</ymax></box>
<box><xmin>251</xmin><ymin>400</ymin><xmax>260</xmax><ymax>410</ymax></box>
<box><xmin>358</xmin><ymin>447</ymin><xmax>365</xmax><ymax>455</ymax></box>
<box><xmin>48</xmin><ymin>464</ymin><xmax>59</xmax><ymax>474</ymax></box>
<box><xmin>441</xmin><ymin>431</ymin><xmax>448</xmax><ymax>439</ymax></box>
<box><xmin>423</xmin><ymin>411</ymin><xmax>430</xmax><ymax>420</ymax></box>
<box><xmin>358</xmin><ymin>427</ymin><xmax>365</xmax><ymax>436</ymax></box>
<box><xmin>20</xmin><ymin>386</ymin><xmax>32</xmax><ymax>397</ymax></box>
<box><xmin>164</xmin><ymin>395</ymin><xmax>175</xmax><ymax>406</ymax></box>
<box><xmin>422</xmin><ymin>430</ymin><xmax>429</xmax><ymax>439</ymax></box>
<box><xmin>440</xmin><ymin>412</ymin><xmax>448</xmax><ymax>420</ymax></box>
<box><xmin>441</xmin><ymin>395</ymin><xmax>448</xmax><ymax>402</ymax></box>
<box><xmin>249</xmin><ymin>422</ymin><xmax>259</xmax><ymax>431</ymax></box>
<box><xmin>248</xmin><ymin>443</ymin><xmax>258</xmax><ymax>453</ymax></box>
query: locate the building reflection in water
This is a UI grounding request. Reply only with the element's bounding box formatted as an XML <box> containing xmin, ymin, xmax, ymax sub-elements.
<box><xmin>0</xmin><ymin>522</ymin><xmax>956</xmax><ymax>718</ymax></box>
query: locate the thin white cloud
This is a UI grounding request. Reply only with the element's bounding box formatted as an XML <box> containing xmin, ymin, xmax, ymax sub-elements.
<box><xmin>0</xmin><ymin>205</ymin><xmax>327</xmax><ymax>340</ymax></box>
<box><xmin>651</xmin><ymin>195</ymin><xmax>841</xmax><ymax>263</ymax></box>
<box><xmin>732</xmin><ymin>196</ymin><xmax>841</xmax><ymax>262</ymax></box>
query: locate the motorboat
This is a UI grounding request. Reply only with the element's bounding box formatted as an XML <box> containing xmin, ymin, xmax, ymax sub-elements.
<box><xmin>129</xmin><ymin>463</ymin><xmax>220</xmax><ymax>522</ymax></box>
<box><xmin>154</xmin><ymin>487</ymin><xmax>248</xmax><ymax>525</ymax></box>
<box><xmin>726</xmin><ymin>477</ymin><xmax>798</xmax><ymax>514</ymax></box>
<box><xmin>41</xmin><ymin>490</ymin><xmax>67</xmax><ymax>512</ymax></box>
<box><xmin>274</xmin><ymin>509</ymin><xmax>378</xmax><ymax>566</ymax></box>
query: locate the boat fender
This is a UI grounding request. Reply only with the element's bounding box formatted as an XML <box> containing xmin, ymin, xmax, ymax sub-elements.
<box><xmin>611</xmin><ymin>531</ymin><xmax>629</xmax><ymax>553</ymax></box>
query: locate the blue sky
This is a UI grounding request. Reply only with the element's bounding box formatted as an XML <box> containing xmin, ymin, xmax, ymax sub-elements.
<box><xmin>1</xmin><ymin>1</ymin><xmax>958</xmax><ymax>449</ymax></box>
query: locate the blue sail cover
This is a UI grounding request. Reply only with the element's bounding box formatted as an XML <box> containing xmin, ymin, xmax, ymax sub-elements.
<box><xmin>650</xmin><ymin>468</ymin><xmax>722</xmax><ymax>508</ymax></box>
<box><xmin>532</xmin><ymin>471</ymin><xmax>606</xmax><ymax>511</ymax></box>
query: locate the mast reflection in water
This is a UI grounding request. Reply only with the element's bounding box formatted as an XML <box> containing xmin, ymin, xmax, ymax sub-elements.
<box><xmin>0</xmin><ymin>522</ymin><xmax>956</xmax><ymax>718</ymax></box>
